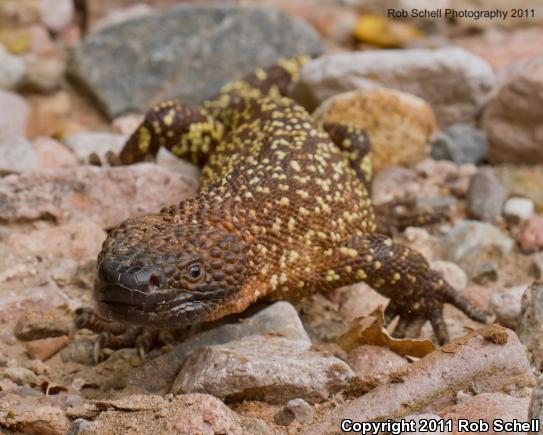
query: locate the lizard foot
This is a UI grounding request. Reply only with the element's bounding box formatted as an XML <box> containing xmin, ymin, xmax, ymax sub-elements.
<box><xmin>74</xmin><ymin>307</ymin><xmax>175</xmax><ymax>363</ymax></box>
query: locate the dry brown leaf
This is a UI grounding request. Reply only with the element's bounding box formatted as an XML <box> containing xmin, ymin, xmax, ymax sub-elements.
<box><xmin>337</xmin><ymin>307</ymin><xmax>436</xmax><ymax>358</ymax></box>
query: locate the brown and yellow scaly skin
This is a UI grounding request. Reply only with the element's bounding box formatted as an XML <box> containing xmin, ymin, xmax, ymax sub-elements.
<box><xmin>85</xmin><ymin>57</ymin><xmax>485</xmax><ymax>345</ymax></box>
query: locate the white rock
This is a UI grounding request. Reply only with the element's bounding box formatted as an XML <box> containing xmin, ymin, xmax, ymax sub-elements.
<box><xmin>0</xmin><ymin>89</ymin><xmax>29</xmax><ymax>136</ymax></box>
<box><xmin>0</xmin><ymin>45</ymin><xmax>26</xmax><ymax>89</ymax></box>
<box><xmin>40</xmin><ymin>0</ymin><xmax>74</xmax><ymax>32</ymax></box>
<box><xmin>430</xmin><ymin>261</ymin><xmax>468</xmax><ymax>291</ymax></box>
<box><xmin>0</xmin><ymin>132</ymin><xmax>38</xmax><ymax>174</ymax></box>
<box><xmin>64</xmin><ymin>132</ymin><xmax>127</xmax><ymax>165</ymax></box>
<box><xmin>503</xmin><ymin>197</ymin><xmax>534</xmax><ymax>223</ymax></box>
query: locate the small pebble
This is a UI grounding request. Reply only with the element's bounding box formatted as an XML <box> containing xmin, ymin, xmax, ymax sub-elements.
<box><xmin>490</xmin><ymin>285</ymin><xmax>527</xmax><ymax>329</ymax></box>
<box><xmin>431</xmin><ymin>123</ymin><xmax>487</xmax><ymax>165</ymax></box>
<box><xmin>466</xmin><ymin>168</ymin><xmax>507</xmax><ymax>222</ymax></box>
<box><xmin>532</xmin><ymin>252</ymin><xmax>543</xmax><ymax>279</ymax></box>
<box><xmin>470</xmin><ymin>261</ymin><xmax>498</xmax><ymax>285</ymax></box>
<box><xmin>3</xmin><ymin>366</ymin><xmax>40</xmax><ymax>385</ymax></box>
<box><xmin>515</xmin><ymin>216</ymin><xmax>543</xmax><ymax>253</ymax></box>
<box><xmin>503</xmin><ymin>197</ymin><xmax>534</xmax><ymax>224</ymax></box>
<box><xmin>274</xmin><ymin>398</ymin><xmax>314</xmax><ymax>426</ymax></box>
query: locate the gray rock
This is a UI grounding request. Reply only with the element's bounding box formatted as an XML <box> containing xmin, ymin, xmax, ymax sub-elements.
<box><xmin>0</xmin><ymin>163</ymin><xmax>198</xmax><ymax>228</ymax></box>
<box><xmin>275</xmin><ymin>398</ymin><xmax>314</xmax><ymax>426</ymax></box>
<box><xmin>64</xmin><ymin>132</ymin><xmax>127</xmax><ymax>165</ymax></box>
<box><xmin>292</xmin><ymin>47</ymin><xmax>494</xmax><ymax>128</ymax></box>
<box><xmin>466</xmin><ymin>168</ymin><xmax>507</xmax><ymax>222</ymax></box>
<box><xmin>68</xmin><ymin>5</ymin><xmax>323</xmax><ymax>118</ymax></box>
<box><xmin>470</xmin><ymin>261</ymin><xmax>498</xmax><ymax>284</ymax></box>
<box><xmin>0</xmin><ymin>46</ymin><xmax>26</xmax><ymax>89</ymax></box>
<box><xmin>489</xmin><ymin>285</ymin><xmax>527</xmax><ymax>329</ymax></box>
<box><xmin>529</xmin><ymin>375</ymin><xmax>543</xmax><ymax>434</ymax></box>
<box><xmin>171</xmin><ymin>335</ymin><xmax>355</xmax><ymax>404</ymax></box>
<box><xmin>440</xmin><ymin>220</ymin><xmax>514</xmax><ymax>275</ymax></box>
<box><xmin>518</xmin><ymin>282</ymin><xmax>543</xmax><ymax>371</ymax></box>
<box><xmin>533</xmin><ymin>253</ymin><xmax>543</xmax><ymax>279</ymax></box>
<box><xmin>0</xmin><ymin>132</ymin><xmax>38</xmax><ymax>174</ymax></box>
<box><xmin>483</xmin><ymin>55</ymin><xmax>543</xmax><ymax>165</ymax></box>
<box><xmin>127</xmin><ymin>301</ymin><xmax>310</xmax><ymax>394</ymax></box>
<box><xmin>431</xmin><ymin>123</ymin><xmax>487</xmax><ymax>164</ymax></box>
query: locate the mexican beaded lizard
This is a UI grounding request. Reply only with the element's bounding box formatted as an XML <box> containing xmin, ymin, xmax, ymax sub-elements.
<box><xmin>78</xmin><ymin>57</ymin><xmax>486</xmax><ymax>346</ymax></box>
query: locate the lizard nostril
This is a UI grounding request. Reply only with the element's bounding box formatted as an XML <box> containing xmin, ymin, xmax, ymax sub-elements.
<box><xmin>149</xmin><ymin>274</ymin><xmax>161</xmax><ymax>290</ymax></box>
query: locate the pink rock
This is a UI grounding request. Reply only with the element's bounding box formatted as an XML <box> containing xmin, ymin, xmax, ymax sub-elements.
<box><xmin>7</xmin><ymin>219</ymin><xmax>106</xmax><ymax>263</ymax></box>
<box><xmin>457</xmin><ymin>27</ymin><xmax>543</xmax><ymax>71</ymax></box>
<box><xmin>0</xmin><ymin>90</ymin><xmax>29</xmax><ymax>136</ymax></box>
<box><xmin>40</xmin><ymin>0</ymin><xmax>74</xmax><ymax>32</ymax></box>
<box><xmin>347</xmin><ymin>345</ymin><xmax>408</xmax><ymax>389</ymax></box>
<box><xmin>483</xmin><ymin>55</ymin><xmax>543</xmax><ymax>165</ymax></box>
<box><xmin>440</xmin><ymin>393</ymin><xmax>530</xmax><ymax>435</ymax></box>
<box><xmin>28</xmin><ymin>24</ymin><xmax>56</xmax><ymax>55</ymax></box>
<box><xmin>25</xmin><ymin>335</ymin><xmax>69</xmax><ymax>361</ymax></box>
<box><xmin>516</xmin><ymin>216</ymin><xmax>543</xmax><ymax>253</ymax></box>
<box><xmin>0</xmin><ymin>163</ymin><xmax>199</xmax><ymax>228</ymax></box>
<box><xmin>33</xmin><ymin>136</ymin><xmax>78</xmax><ymax>168</ymax></box>
<box><xmin>111</xmin><ymin>113</ymin><xmax>144</xmax><ymax>136</ymax></box>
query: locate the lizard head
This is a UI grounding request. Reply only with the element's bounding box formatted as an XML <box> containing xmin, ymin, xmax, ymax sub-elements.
<box><xmin>93</xmin><ymin>211</ymin><xmax>250</xmax><ymax>327</ymax></box>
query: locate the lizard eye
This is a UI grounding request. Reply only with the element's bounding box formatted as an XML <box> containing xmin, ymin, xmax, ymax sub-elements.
<box><xmin>186</xmin><ymin>264</ymin><xmax>203</xmax><ymax>282</ymax></box>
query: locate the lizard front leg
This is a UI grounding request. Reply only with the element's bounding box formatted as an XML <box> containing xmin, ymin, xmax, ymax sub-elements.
<box><xmin>318</xmin><ymin>234</ymin><xmax>487</xmax><ymax>344</ymax></box>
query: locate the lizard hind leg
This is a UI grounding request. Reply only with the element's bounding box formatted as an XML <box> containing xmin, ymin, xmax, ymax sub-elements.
<box><xmin>119</xmin><ymin>101</ymin><xmax>224</xmax><ymax>167</ymax></box>
<box><xmin>322</xmin><ymin>233</ymin><xmax>487</xmax><ymax>344</ymax></box>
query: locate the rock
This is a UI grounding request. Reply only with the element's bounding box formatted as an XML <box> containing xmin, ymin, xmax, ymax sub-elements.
<box><xmin>515</xmin><ymin>216</ymin><xmax>543</xmax><ymax>253</ymax></box>
<box><xmin>449</xmin><ymin>0</ymin><xmax>543</xmax><ymax>30</ymax></box>
<box><xmin>529</xmin><ymin>376</ymin><xmax>543</xmax><ymax>433</ymax></box>
<box><xmin>60</xmin><ymin>339</ymin><xmax>95</xmax><ymax>366</ymax></box>
<box><xmin>371</xmin><ymin>166</ymin><xmax>418</xmax><ymax>205</ymax></box>
<box><xmin>470</xmin><ymin>261</ymin><xmax>498</xmax><ymax>285</ymax></box>
<box><xmin>440</xmin><ymin>220</ymin><xmax>514</xmax><ymax>275</ymax></box>
<box><xmin>0</xmin><ymin>45</ymin><xmax>26</xmax><ymax>89</ymax></box>
<box><xmin>0</xmin><ymin>132</ymin><xmax>38</xmax><ymax>174</ymax></box>
<box><xmin>293</xmin><ymin>47</ymin><xmax>494</xmax><ymax>128</ymax></box>
<box><xmin>40</xmin><ymin>0</ymin><xmax>74</xmax><ymax>32</ymax></box>
<box><xmin>504</xmin><ymin>197</ymin><xmax>535</xmax><ymax>224</ymax></box>
<box><xmin>21</xmin><ymin>54</ymin><xmax>65</xmax><ymax>92</ymax></box>
<box><xmin>26</xmin><ymin>335</ymin><xmax>69</xmax><ymax>361</ymax></box>
<box><xmin>431</xmin><ymin>123</ymin><xmax>487</xmax><ymax>164</ymax></box>
<box><xmin>28</xmin><ymin>24</ymin><xmax>56</xmax><ymax>56</ymax></box>
<box><xmin>400</xmin><ymin>414</ymin><xmax>445</xmax><ymax>435</ymax></box>
<box><xmin>127</xmin><ymin>301</ymin><xmax>310</xmax><ymax>394</ymax></box>
<box><xmin>0</xmin><ymin>163</ymin><xmax>198</xmax><ymax>228</ymax></box>
<box><xmin>0</xmin><ymin>89</ymin><xmax>29</xmax><ymax>136</ymax></box>
<box><xmin>7</xmin><ymin>219</ymin><xmax>106</xmax><ymax>263</ymax></box>
<box><xmin>441</xmin><ymin>393</ymin><xmax>530</xmax><ymax>434</ymax></box>
<box><xmin>27</xmin><ymin>91</ymin><xmax>71</xmax><ymax>138</ymax></box>
<box><xmin>430</xmin><ymin>261</ymin><xmax>468</xmax><ymax>291</ymax></box>
<box><xmin>68</xmin><ymin>5</ymin><xmax>322</xmax><ymax>118</ymax></box>
<box><xmin>81</xmin><ymin>394</ymin><xmax>267</xmax><ymax>434</ymax></box>
<box><xmin>456</xmin><ymin>27</ymin><xmax>543</xmax><ymax>71</ymax></box>
<box><xmin>14</xmin><ymin>307</ymin><xmax>71</xmax><ymax>341</ymax></box>
<box><xmin>111</xmin><ymin>113</ymin><xmax>144</xmax><ymax>136</ymax></box>
<box><xmin>346</xmin><ymin>345</ymin><xmax>408</xmax><ymax>389</ymax></box>
<box><xmin>497</xmin><ymin>165</ymin><xmax>543</xmax><ymax>214</ymax></box>
<box><xmin>64</xmin><ymin>132</ymin><xmax>127</xmax><ymax>165</ymax></box>
<box><xmin>518</xmin><ymin>282</ymin><xmax>543</xmax><ymax>371</ymax></box>
<box><xmin>533</xmin><ymin>253</ymin><xmax>543</xmax><ymax>279</ymax></box>
<box><xmin>313</xmin><ymin>88</ymin><xmax>436</xmax><ymax>171</ymax></box>
<box><xmin>305</xmin><ymin>326</ymin><xmax>533</xmax><ymax>434</ymax></box>
<box><xmin>274</xmin><ymin>398</ymin><xmax>314</xmax><ymax>426</ymax></box>
<box><xmin>490</xmin><ymin>285</ymin><xmax>527</xmax><ymax>329</ymax></box>
<box><xmin>171</xmin><ymin>335</ymin><xmax>354</xmax><ymax>404</ymax></box>
<box><xmin>466</xmin><ymin>168</ymin><xmax>507</xmax><ymax>222</ymax></box>
<box><xmin>3</xmin><ymin>366</ymin><xmax>40</xmax><ymax>386</ymax></box>
<box><xmin>0</xmin><ymin>394</ymin><xmax>71</xmax><ymax>434</ymax></box>
<box><xmin>33</xmin><ymin>136</ymin><xmax>78</xmax><ymax>168</ymax></box>
<box><xmin>91</xmin><ymin>4</ymin><xmax>156</xmax><ymax>33</ymax></box>
<box><xmin>483</xmin><ymin>56</ymin><xmax>543</xmax><ymax>165</ymax></box>
<box><xmin>353</xmin><ymin>15</ymin><xmax>423</xmax><ymax>48</ymax></box>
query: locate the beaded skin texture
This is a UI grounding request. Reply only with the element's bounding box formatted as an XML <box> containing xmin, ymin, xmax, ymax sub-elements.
<box><xmin>92</xmin><ymin>57</ymin><xmax>485</xmax><ymax>344</ymax></box>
